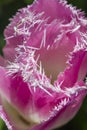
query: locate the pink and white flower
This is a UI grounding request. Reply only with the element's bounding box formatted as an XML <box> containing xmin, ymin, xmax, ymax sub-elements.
<box><xmin>0</xmin><ymin>0</ymin><xmax>87</xmax><ymax>130</ymax></box>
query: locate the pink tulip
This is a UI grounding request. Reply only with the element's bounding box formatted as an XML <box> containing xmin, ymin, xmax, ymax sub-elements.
<box><xmin>0</xmin><ymin>0</ymin><xmax>87</xmax><ymax>130</ymax></box>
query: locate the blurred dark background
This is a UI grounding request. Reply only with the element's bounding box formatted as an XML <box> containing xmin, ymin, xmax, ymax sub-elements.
<box><xmin>0</xmin><ymin>0</ymin><xmax>87</xmax><ymax>130</ymax></box>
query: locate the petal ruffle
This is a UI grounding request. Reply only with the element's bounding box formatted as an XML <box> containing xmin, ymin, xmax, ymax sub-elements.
<box><xmin>4</xmin><ymin>0</ymin><xmax>87</xmax><ymax>60</ymax></box>
<box><xmin>29</xmin><ymin>84</ymin><xmax>87</xmax><ymax>130</ymax></box>
<box><xmin>0</xmin><ymin>66</ymin><xmax>87</xmax><ymax>130</ymax></box>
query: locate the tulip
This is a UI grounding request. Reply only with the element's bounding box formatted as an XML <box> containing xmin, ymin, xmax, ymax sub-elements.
<box><xmin>0</xmin><ymin>0</ymin><xmax>87</xmax><ymax>130</ymax></box>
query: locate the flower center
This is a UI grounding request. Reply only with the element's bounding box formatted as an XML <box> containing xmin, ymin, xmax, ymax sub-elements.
<box><xmin>35</xmin><ymin>42</ymin><xmax>73</xmax><ymax>84</ymax></box>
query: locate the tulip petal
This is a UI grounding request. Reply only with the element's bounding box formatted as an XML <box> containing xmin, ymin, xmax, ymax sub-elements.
<box><xmin>0</xmin><ymin>66</ymin><xmax>87</xmax><ymax>130</ymax></box>
<box><xmin>29</xmin><ymin>84</ymin><xmax>87</xmax><ymax>130</ymax></box>
<box><xmin>30</xmin><ymin>0</ymin><xmax>76</xmax><ymax>22</ymax></box>
<box><xmin>0</xmin><ymin>56</ymin><xmax>6</xmax><ymax>66</ymax></box>
<box><xmin>4</xmin><ymin>0</ymin><xmax>87</xmax><ymax>60</ymax></box>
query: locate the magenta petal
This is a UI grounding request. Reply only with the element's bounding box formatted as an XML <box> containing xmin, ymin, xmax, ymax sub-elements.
<box><xmin>29</xmin><ymin>86</ymin><xmax>87</xmax><ymax>130</ymax></box>
<box><xmin>10</xmin><ymin>74</ymin><xmax>32</xmax><ymax>112</ymax></box>
<box><xmin>30</xmin><ymin>0</ymin><xmax>74</xmax><ymax>22</ymax></box>
<box><xmin>0</xmin><ymin>67</ymin><xmax>11</xmax><ymax>101</ymax></box>
<box><xmin>30</xmin><ymin>0</ymin><xmax>87</xmax><ymax>25</ymax></box>
<box><xmin>3</xmin><ymin>46</ymin><xmax>16</xmax><ymax>61</ymax></box>
<box><xmin>3</xmin><ymin>36</ymin><xmax>24</xmax><ymax>61</ymax></box>
<box><xmin>4</xmin><ymin>0</ymin><xmax>87</xmax><ymax>60</ymax></box>
<box><xmin>56</xmin><ymin>51</ymin><xmax>86</xmax><ymax>88</ymax></box>
<box><xmin>0</xmin><ymin>56</ymin><xmax>6</xmax><ymax>66</ymax></box>
<box><xmin>0</xmin><ymin>67</ymin><xmax>31</xmax><ymax>112</ymax></box>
